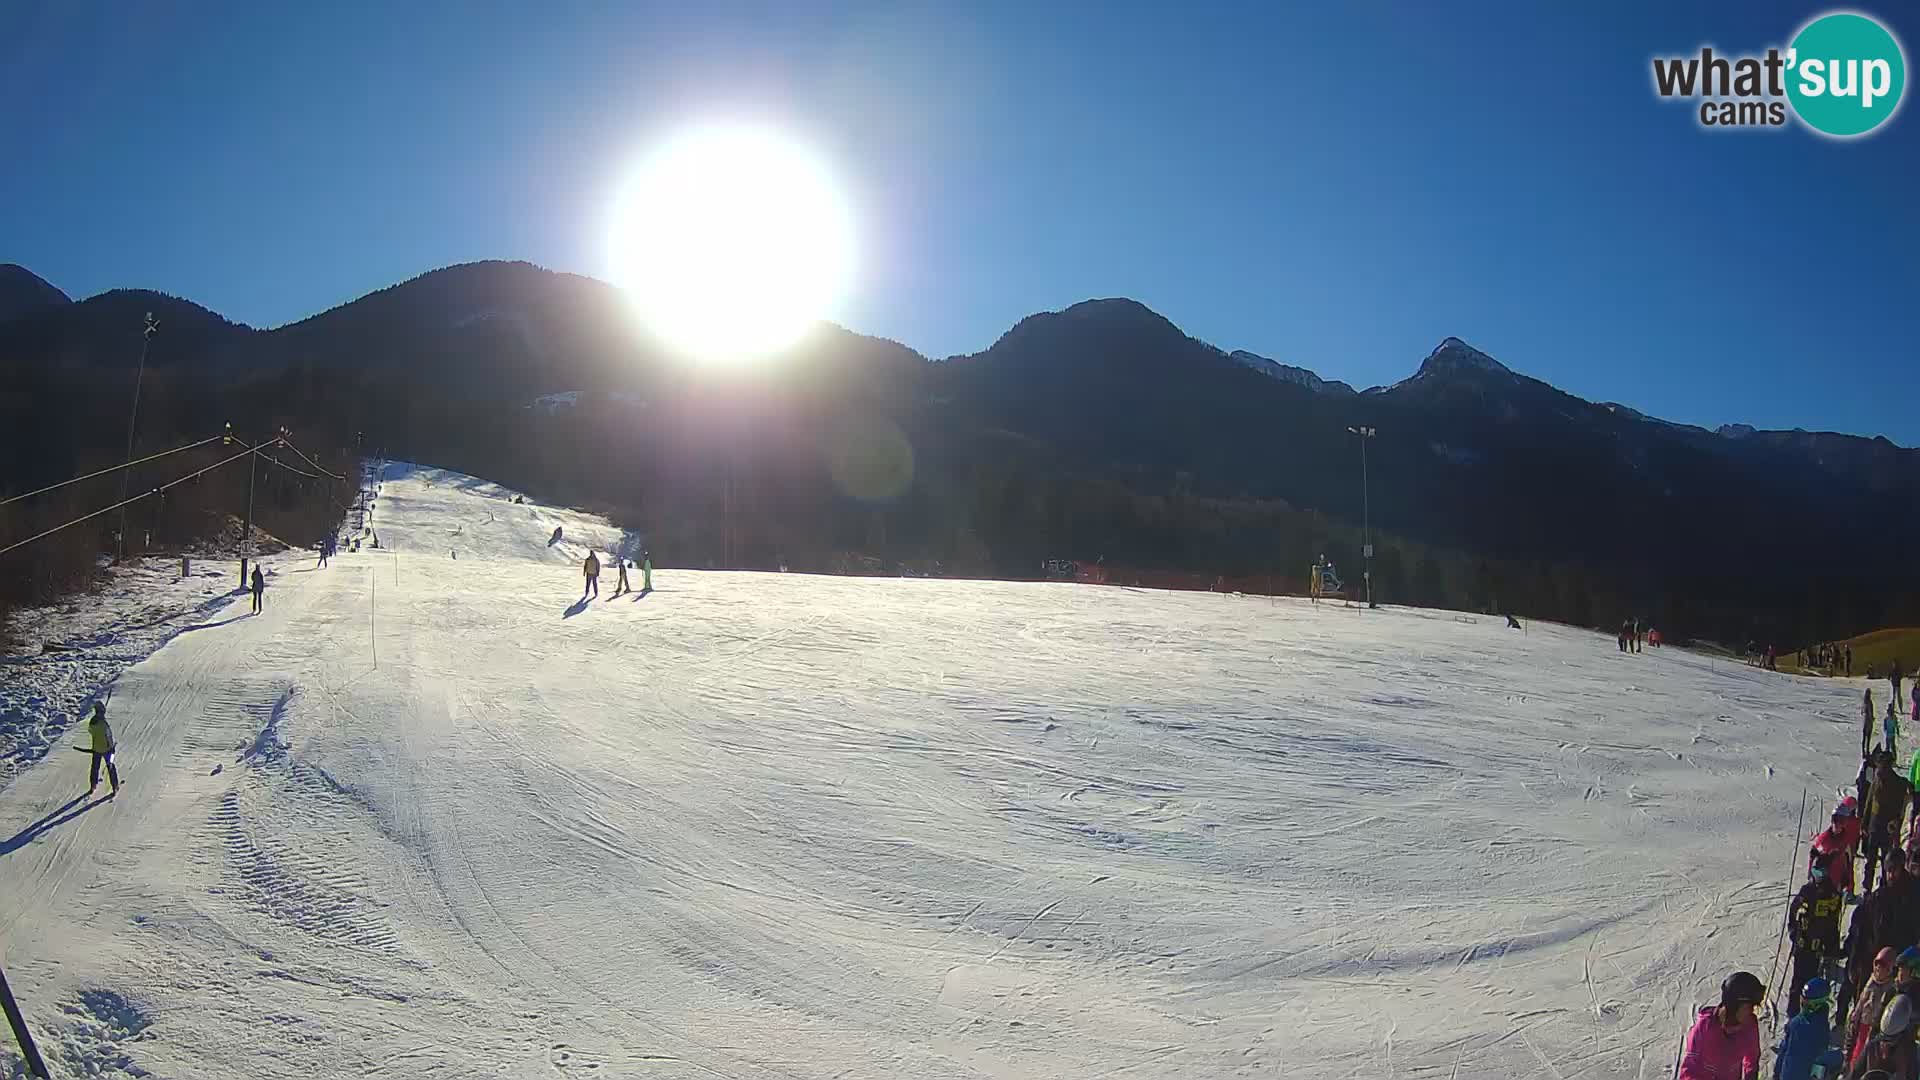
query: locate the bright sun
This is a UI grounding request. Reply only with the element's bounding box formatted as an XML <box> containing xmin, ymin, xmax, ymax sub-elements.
<box><xmin>609</xmin><ymin>124</ymin><xmax>854</xmax><ymax>362</ymax></box>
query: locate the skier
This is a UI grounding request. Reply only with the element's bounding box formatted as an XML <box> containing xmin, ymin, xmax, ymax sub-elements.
<box><xmin>1866</xmin><ymin>752</ymin><xmax>1913</xmax><ymax>890</ymax></box>
<box><xmin>1866</xmin><ymin>753</ymin><xmax>1912</xmax><ymax>887</ymax></box>
<box><xmin>1896</xmin><ymin>661</ymin><xmax>1907</xmax><ymax>710</ymax></box>
<box><xmin>1676</xmin><ymin>970</ymin><xmax>1764</xmax><ymax>1080</ymax></box>
<box><xmin>83</xmin><ymin>700</ymin><xmax>120</xmax><ymax>796</ymax></box>
<box><xmin>1619</xmin><ymin>619</ymin><xmax>1631</xmax><ymax>653</ymax></box>
<box><xmin>1846</xmin><ymin>947</ymin><xmax>1899</xmax><ymax>1063</ymax></box>
<box><xmin>1888</xmin><ymin>701</ymin><xmax>1902</xmax><ymax>764</ymax></box>
<box><xmin>582</xmin><ymin>550</ymin><xmax>600</xmax><ymax>599</ymax></box>
<box><xmin>1849</xmin><ymin>993</ymin><xmax>1917</xmax><ymax>1079</ymax></box>
<box><xmin>614</xmin><ymin>557</ymin><xmax>630</xmax><ymax>597</ymax></box>
<box><xmin>250</xmin><ymin>564</ymin><xmax>265</xmax><ymax>614</ymax></box>
<box><xmin>1775</xmin><ymin>977</ymin><xmax>1831</xmax><ymax>1080</ymax></box>
<box><xmin>1788</xmin><ymin>864</ymin><xmax>1844</xmax><ymax>1016</ymax></box>
<box><xmin>549</xmin><ymin>525</ymin><xmax>563</xmax><ymax>547</ymax></box>
<box><xmin>1844</xmin><ymin>851</ymin><xmax>1907</xmax><ymax>1023</ymax></box>
<box><xmin>641</xmin><ymin>550</ymin><xmax>653</xmax><ymax>592</ymax></box>
<box><xmin>1816</xmin><ymin>809</ymin><xmax>1860</xmax><ymax>896</ymax></box>
<box><xmin>1849</xmin><ymin>853</ymin><xmax>1920</xmax><ymax>1015</ymax></box>
<box><xmin>318</xmin><ymin>537</ymin><xmax>329</xmax><ymax>568</ymax></box>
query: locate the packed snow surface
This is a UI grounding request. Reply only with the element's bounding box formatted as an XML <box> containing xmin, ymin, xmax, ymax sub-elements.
<box><xmin>0</xmin><ymin>464</ymin><xmax>1862</xmax><ymax>1078</ymax></box>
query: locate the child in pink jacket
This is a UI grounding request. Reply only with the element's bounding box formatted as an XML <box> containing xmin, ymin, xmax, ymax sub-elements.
<box><xmin>1677</xmin><ymin>972</ymin><xmax>1763</xmax><ymax>1080</ymax></box>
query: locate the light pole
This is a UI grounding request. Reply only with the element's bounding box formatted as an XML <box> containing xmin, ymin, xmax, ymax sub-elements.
<box><xmin>115</xmin><ymin>312</ymin><xmax>159</xmax><ymax>562</ymax></box>
<box><xmin>237</xmin><ymin>426</ymin><xmax>287</xmax><ymax>586</ymax></box>
<box><xmin>1347</xmin><ymin>425</ymin><xmax>1377</xmax><ymax>608</ymax></box>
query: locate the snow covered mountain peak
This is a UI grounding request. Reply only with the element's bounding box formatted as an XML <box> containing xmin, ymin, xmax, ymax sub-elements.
<box><xmin>1417</xmin><ymin>336</ymin><xmax>1512</xmax><ymax>378</ymax></box>
<box><xmin>1226</xmin><ymin>349</ymin><xmax>1358</xmax><ymax>396</ymax></box>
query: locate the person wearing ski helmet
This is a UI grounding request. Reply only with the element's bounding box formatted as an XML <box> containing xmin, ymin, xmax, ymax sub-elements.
<box><xmin>1835</xmin><ymin>797</ymin><xmax>1865</xmax><ymax>852</ymax></box>
<box><xmin>1790</xmin><ymin>863</ymin><xmax>1845</xmax><ymax>1016</ymax></box>
<box><xmin>1677</xmin><ymin>971</ymin><xmax>1763</xmax><ymax>1080</ymax></box>
<box><xmin>1847</xmin><ymin>948</ymin><xmax>1901</xmax><ymax>1066</ymax></box>
<box><xmin>1850</xmin><ymin>993</ymin><xmax>1918</xmax><ymax>1078</ymax></box>
<box><xmin>1815</xmin><ymin>821</ymin><xmax>1858</xmax><ymax>898</ymax></box>
<box><xmin>1776</xmin><ymin>976</ymin><xmax>1832</xmax><ymax>1080</ymax></box>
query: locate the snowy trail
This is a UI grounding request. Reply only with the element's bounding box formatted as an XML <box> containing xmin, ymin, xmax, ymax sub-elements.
<box><xmin>0</xmin><ymin>465</ymin><xmax>1866</xmax><ymax>1078</ymax></box>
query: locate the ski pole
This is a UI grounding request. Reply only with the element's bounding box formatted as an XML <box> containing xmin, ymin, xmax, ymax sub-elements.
<box><xmin>1764</xmin><ymin>786</ymin><xmax>1811</xmax><ymax>1031</ymax></box>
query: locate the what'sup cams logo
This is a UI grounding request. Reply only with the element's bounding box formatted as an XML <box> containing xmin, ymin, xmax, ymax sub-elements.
<box><xmin>1652</xmin><ymin>10</ymin><xmax>1907</xmax><ymax>137</ymax></box>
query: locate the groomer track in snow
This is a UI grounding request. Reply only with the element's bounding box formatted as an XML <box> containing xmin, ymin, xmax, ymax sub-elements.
<box><xmin>0</xmin><ymin>463</ymin><xmax>1864</xmax><ymax>1078</ymax></box>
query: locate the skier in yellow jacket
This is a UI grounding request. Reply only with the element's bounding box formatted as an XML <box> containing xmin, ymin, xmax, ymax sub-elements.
<box><xmin>85</xmin><ymin>700</ymin><xmax>120</xmax><ymax>796</ymax></box>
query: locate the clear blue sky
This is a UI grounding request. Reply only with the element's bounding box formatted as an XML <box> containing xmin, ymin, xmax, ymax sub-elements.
<box><xmin>4</xmin><ymin>1</ymin><xmax>1916</xmax><ymax>441</ymax></box>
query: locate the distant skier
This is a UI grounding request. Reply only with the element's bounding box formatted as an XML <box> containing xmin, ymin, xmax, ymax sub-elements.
<box><xmin>1896</xmin><ymin>661</ymin><xmax>1906</xmax><ymax>708</ymax></box>
<box><xmin>1675</xmin><ymin>971</ymin><xmax>1763</xmax><ymax>1080</ymax></box>
<box><xmin>1506</xmin><ymin>613</ymin><xmax>1522</xmax><ymax>630</ymax></box>
<box><xmin>1787</xmin><ymin>863</ymin><xmax>1843</xmax><ymax>1015</ymax></box>
<box><xmin>641</xmin><ymin>550</ymin><xmax>653</xmax><ymax>592</ymax></box>
<box><xmin>549</xmin><ymin>525</ymin><xmax>563</xmax><ymax>547</ymax></box>
<box><xmin>1619</xmin><ymin>619</ymin><xmax>1631</xmax><ymax>653</ymax></box>
<box><xmin>84</xmin><ymin>700</ymin><xmax>120</xmax><ymax>796</ymax></box>
<box><xmin>614</xmin><ymin>557</ymin><xmax>630</xmax><ymax>596</ymax></box>
<box><xmin>583</xmin><ymin>550</ymin><xmax>600</xmax><ymax>599</ymax></box>
<box><xmin>250</xmin><ymin>564</ymin><xmax>265</xmax><ymax>614</ymax></box>
<box><xmin>1888</xmin><ymin>700</ymin><xmax>1903</xmax><ymax>764</ymax></box>
<box><xmin>317</xmin><ymin>537</ymin><xmax>329</xmax><ymax>568</ymax></box>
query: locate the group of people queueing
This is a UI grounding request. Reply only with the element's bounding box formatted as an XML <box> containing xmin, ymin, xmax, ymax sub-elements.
<box><xmin>1678</xmin><ymin>674</ymin><xmax>1920</xmax><ymax>1078</ymax></box>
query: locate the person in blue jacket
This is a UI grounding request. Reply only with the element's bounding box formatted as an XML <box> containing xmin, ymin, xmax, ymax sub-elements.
<box><xmin>1773</xmin><ymin>976</ymin><xmax>1830</xmax><ymax>1080</ymax></box>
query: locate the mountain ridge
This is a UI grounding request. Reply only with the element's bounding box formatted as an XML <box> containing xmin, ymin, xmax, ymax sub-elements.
<box><xmin>0</xmin><ymin>263</ymin><xmax>72</xmax><ymax>323</ymax></box>
<box><xmin>3</xmin><ymin>257</ymin><xmax>1907</xmax><ymax>451</ymax></box>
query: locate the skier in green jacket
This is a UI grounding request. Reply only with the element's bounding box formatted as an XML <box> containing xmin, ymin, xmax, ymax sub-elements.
<box><xmin>85</xmin><ymin>700</ymin><xmax>120</xmax><ymax>796</ymax></box>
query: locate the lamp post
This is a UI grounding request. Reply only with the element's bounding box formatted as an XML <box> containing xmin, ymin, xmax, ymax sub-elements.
<box><xmin>237</xmin><ymin>426</ymin><xmax>288</xmax><ymax>586</ymax></box>
<box><xmin>1347</xmin><ymin>425</ymin><xmax>1377</xmax><ymax>608</ymax></box>
<box><xmin>115</xmin><ymin>312</ymin><xmax>159</xmax><ymax>562</ymax></box>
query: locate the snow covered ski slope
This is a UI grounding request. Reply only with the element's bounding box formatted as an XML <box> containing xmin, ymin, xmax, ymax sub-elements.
<box><xmin>0</xmin><ymin>464</ymin><xmax>1867</xmax><ymax>1078</ymax></box>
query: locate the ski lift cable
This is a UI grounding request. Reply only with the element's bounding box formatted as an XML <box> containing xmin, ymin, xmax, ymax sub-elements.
<box><xmin>0</xmin><ymin>444</ymin><xmax>258</xmax><ymax>558</ymax></box>
<box><xmin>1</xmin><ymin>433</ymin><xmax>225</xmax><ymax>506</ymax></box>
<box><xmin>255</xmin><ymin>450</ymin><xmax>322</xmax><ymax>480</ymax></box>
<box><xmin>275</xmin><ymin>436</ymin><xmax>345</xmax><ymax>480</ymax></box>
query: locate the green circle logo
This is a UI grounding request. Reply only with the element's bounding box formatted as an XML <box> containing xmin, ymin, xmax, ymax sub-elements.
<box><xmin>1787</xmin><ymin>12</ymin><xmax>1906</xmax><ymax>137</ymax></box>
